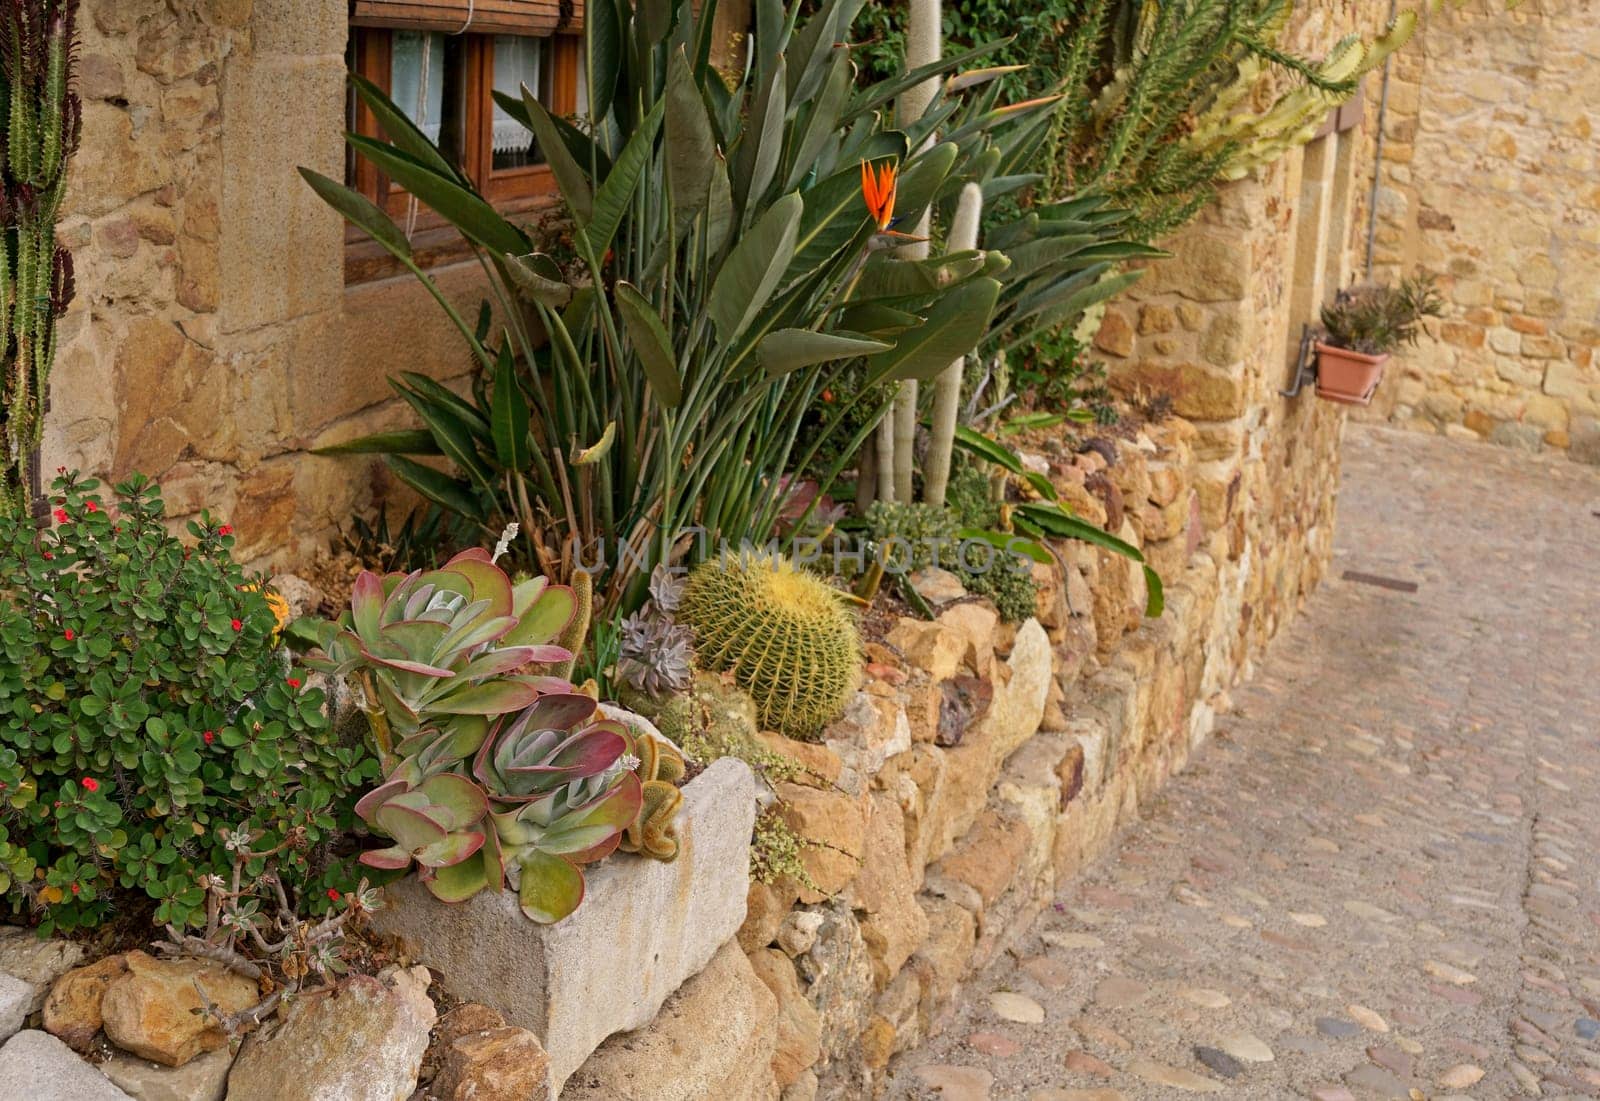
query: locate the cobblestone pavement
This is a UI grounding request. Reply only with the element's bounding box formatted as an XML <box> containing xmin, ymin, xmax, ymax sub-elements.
<box><xmin>887</xmin><ymin>425</ymin><xmax>1600</xmax><ymax>1101</ymax></box>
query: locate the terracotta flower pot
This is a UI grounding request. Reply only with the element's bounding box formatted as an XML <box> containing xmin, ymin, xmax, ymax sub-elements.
<box><xmin>1314</xmin><ymin>342</ymin><xmax>1390</xmax><ymax>406</ymax></box>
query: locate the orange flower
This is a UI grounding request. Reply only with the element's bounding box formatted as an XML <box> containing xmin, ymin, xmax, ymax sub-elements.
<box><xmin>861</xmin><ymin>160</ymin><xmax>896</xmax><ymax>231</ymax></box>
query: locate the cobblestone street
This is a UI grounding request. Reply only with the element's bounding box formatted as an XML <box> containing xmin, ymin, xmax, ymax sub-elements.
<box><xmin>887</xmin><ymin>425</ymin><xmax>1600</xmax><ymax>1101</ymax></box>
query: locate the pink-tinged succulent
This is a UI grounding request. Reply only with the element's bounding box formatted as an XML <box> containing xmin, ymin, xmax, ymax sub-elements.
<box><xmin>353</xmin><ymin>772</ymin><xmax>488</xmax><ymax>887</ymax></box>
<box><xmin>307</xmin><ymin>548</ymin><xmax>578</xmax><ymax>765</ymax></box>
<box><xmin>418</xmin><ymin>693</ymin><xmax>643</xmax><ymax>922</ymax></box>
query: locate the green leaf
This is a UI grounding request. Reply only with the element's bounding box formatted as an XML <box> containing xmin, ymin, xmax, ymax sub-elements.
<box><xmin>311</xmin><ymin>430</ymin><xmax>441</xmax><ymax>456</ymax></box>
<box><xmin>517</xmin><ymin>849</ymin><xmax>585</xmax><ymax>923</ymax></box>
<box><xmin>522</xmin><ymin>90</ymin><xmax>594</xmax><ymax>226</ymax></box>
<box><xmin>298</xmin><ymin>168</ymin><xmax>412</xmax><ymax>260</ymax></box>
<box><xmin>348</xmin><ymin>72</ymin><xmax>463</xmax><ymax>182</ymax></box>
<box><xmin>585</xmin><ymin>99</ymin><xmax>664</xmax><ymax>260</ymax></box>
<box><xmin>394</xmin><ymin>382</ymin><xmax>496</xmax><ymax>488</ymax></box>
<box><xmin>784</xmin><ymin>49</ymin><xmax>851</xmax><ymax>191</ymax></box>
<box><xmin>502</xmin><ymin>253</ymin><xmax>573</xmax><ymax>308</ymax></box>
<box><xmin>866</xmin><ymin>277</ymin><xmax>1001</xmax><ymax>384</ymax></box>
<box><xmin>1015</xmin><ymin>503</ymin><xmax>1164</xmax><ymax>617</ymax></box>
<box><xmin>664</xmin><ymin>49</ymin><xmax>716</xmax><ymax>230</ymax></box>
<box><xmin>384</xmin><ymin>456</ymin><xmax>485</xmax><ymax>522</ymax></box>
<box><xmin>957</xmin><ymin>527</ymin><xmax>1053</xmax><ymax>566</ymax></box>
<box><xmin>586</xmin><ymin>0</ymin><xmax>622</xmax><ymax>125</ymax></box>
<box><xmin>952</xmin><ymin>424</ymin><xmax>1025</xmax><ymax>475</ymax></box>
<box><xmin>615</xmin><ymin>282</ymin><xmax>683</xmax><ymax>407</ymax></box>
<box><xmin>708</xmin><ymin>193</ymin><xmax>802</xmax><ymax>344</ymax></box>
<box><xmin>346</xmin><ymin>136</ymin><xmax>528</xmax><ymax>256</ymax></box>
<box><xmin>849</xmin><ymin>250</ymin><xmax>989</xmax><ymax>303</ymax></box>
<box><xmin>757</xmin><ymin>329</ymin><xmax>891</xmax><ymax>377</ymax></box>
<box><xmin>733</xmin><ymin>62</ymin><xmax>786</xmax><ymax>213</ymax></box>
<box><xmin>572</xmin><ymin>421</ymin><xmax>617</xmax><ymax>466</ymax></box>
<box><xmin>490</xmin><ymin>345</ymin><xmax>531</xmax><ymax>472</ymax></box>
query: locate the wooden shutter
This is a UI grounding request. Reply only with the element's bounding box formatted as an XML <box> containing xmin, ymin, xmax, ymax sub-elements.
<box><xmin>350</xmin><ymin>0</ymin><xmax>563</xmax><ymax>36</ymax></box>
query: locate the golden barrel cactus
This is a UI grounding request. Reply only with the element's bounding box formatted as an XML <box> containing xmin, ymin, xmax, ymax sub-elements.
<box><xmin>680</xmin><ymin>553</ymin><xmax>861</xmax><ymax>741</ymax></box>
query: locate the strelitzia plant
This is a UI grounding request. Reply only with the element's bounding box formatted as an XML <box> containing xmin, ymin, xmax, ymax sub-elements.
<box><xmin>304</xmin><ymin>549</ymin><xmax>577</xmax><ymax>763</ymax></box>
<box><xmin>302</xmin><ymin>0</ymin><xmax>1079</xmax><ymax>616</ymax></box>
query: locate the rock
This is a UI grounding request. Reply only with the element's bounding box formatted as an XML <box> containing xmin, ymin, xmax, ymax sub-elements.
<box><xmin>265</xmin><ymin>572</ymin><xmax>320</xmax><ymax>618</ymax></box>
<box><xmin>739</xmin><ymin>879</ymin><xmax>800</xmax><ymax>954</ymax></box>
<box><xmin>225</xmin><ymin>967</ymin><xmax>436</xmax><ymax>1101</ymax></box>
<box><xmin>1423</xmin><ymin>960</ymin><xmax>1476</xmax><ymax>985</ymax></box>
<box><xmin>1178</xmin><ymin>987</ymin><xmax>1230</xmax><ymax>1009</ymax></box>
<box><xmin>45</xmin><ymin>954</ymin><xmax>131</xmax><ymax>1051</ymax></box>
<box><xmin>0</xmin><ymin>973</ymin><xmax>29</xmax><ymax>1043</ymax></box>
<box><xmin>1315</xmin><ymin>1016</ymin><xmax>1360</xmax><ymax>1039</ymax></box>
<box><xmin>1345</xmin><ymin>1004</ymin><xmax>1388</xmax><ymax>1032</ymax></box>
<box><xmin>420</xmin><ymin>1003</ymin><xmax>506</xmax><ymax>1083</ymax></box>
<box><xmin>979</xmin><ymin>618</ymin><xmax>1052</xmax><ymax>762</ymax></box>
<box><xmin>967</xmin><ymin>1032</ymin><xmax>1021</xmax><ymax>1057</ymax></box>
<box><xmin>430</xmin><ymin>1026</ymin><xmax>550</xmax><ymax>1101</ymax></box>
<box><xmin>561</xmin><ymin>943</ymin><xmax>778</xmax><ymax>1101</ymax></box>
<box><xmin>1193</xmin><ymin>1046</ymin><xmax>1243</xmax><ymax>1078</ymax></box>
<box><xmin>822</xmin><ymin>692</ymin><xmax>911</xmax><ymax>788</ymax></box>
<box><xmin>372</xmin><ymin>758</ymin><xmax>756</xmax><ymax>1096</ymax></box>
<box><xmin>748</xmin><ymin>949</ymin><xmax>822</xmax><ymax>1087</ymax></box>
<box><xmin>1063</xmin><ymin>1050</ymin><xmax>1115</xmax><ymax>1076</ymax></box>
<box><xmin>936</xmin><ymin>603</ymin><xmax>1000</xmax><ymax>677</ymax></box>
<box><xmin>0</xmin><ymin>927</ymin><xmax>86</xmax><ymax>1010</ymax></box>
<box><xmin>887</xmin><ymin>619</ymin><xmax>968</xmax><ymax>681</ymax></box>
<box><xmin>774</xmin><ymin>781</ymin><xmax>868</xmax><ymax>902</ymax></box>
<box><xmin>910</xmin><ymin>567</ymin><xmax>968</xmax><ymax>605</ymax></box>
<box><xmin>99</xmin><ymin>1048</ymin><xmax>232</xmax><ymax>1101</ymax></box>
<box><xmin>1218</xmin><ymin>1033</ymin><xmax>1273</xmax><ymax>1063</ymax></box>
<box><xmin>1093</xmin><ymin>976</ymin><xmax>1149</xmax><ymax>1009</ymax></box>
<box><xmin>793</xmin><ymin>902</ymin><xmax>874</xmax><ymax>1070</ymax></box>
<box><xmin>100</xmin><ymin>951</ymin><xmax>257</xmax><ymax>1067</ymax></box>
<box><xmin>776</xmin><ymin>911</ymin><xmax>824</xmax><ymax>958</ymax></box>
<box><xmin>1438</xmin><ymin>1064</ymin><xmax>1485</xmax><ymax>1088</ymax></box>
<box><xmin>910</xmin><ymin>1063</ymin><xmax>994</xmax><ymax>1100</ymax></box>
<box><xmin>1126</xmin><ymin>1054</ymin><xmax>1224</xmax><ymax>1093</ymax></box>
<box><xmin>988</xmin><ymin>992</ymin><xmax>1044</xmax><ymax>1024</ymax></box>
<box><xmin>846</xmin><ymin>795</ymin><xmax>929</xmax><ymax>985</ymax></box>
<box><xmin>0</xmin><ymin>1030</ymin><xmax>132</xmax><ymax>1100</ymax></box>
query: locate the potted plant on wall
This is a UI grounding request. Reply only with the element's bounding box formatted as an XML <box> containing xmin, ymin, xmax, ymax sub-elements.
<box><xmin>1314</xmin><ymin>273</ymin><xmax>1443</xmax><ymax>405</ymax></box>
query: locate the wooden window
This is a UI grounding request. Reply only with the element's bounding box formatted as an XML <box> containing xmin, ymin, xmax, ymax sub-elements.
<box><xmin>346</xmin><ymin>1</ymin><xmax>583</xmax><ymax>278</ymax></box>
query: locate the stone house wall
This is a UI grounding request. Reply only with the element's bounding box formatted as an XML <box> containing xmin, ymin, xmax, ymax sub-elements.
<box><xmin>1356</xmin><ymin>1</ymin><xmax>1600</xmax><ymax>463</ymax></box>
<box><xmin>48</xmin><ymin>0</ymin><xmax>480</xmax><ymax>564</ymax></box>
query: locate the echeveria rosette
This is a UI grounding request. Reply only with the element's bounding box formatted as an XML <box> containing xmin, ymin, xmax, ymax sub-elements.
<box><xmin>354</xmin><ymin>772</ymin><xmax>488</xmax><ymax>891</ymax></box>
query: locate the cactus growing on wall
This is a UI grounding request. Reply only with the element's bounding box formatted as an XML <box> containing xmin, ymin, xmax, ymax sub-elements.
<box><xmin>0</xmin><ymin>0</ymin><xmax>80</xmax><ymax>520</ymax></box>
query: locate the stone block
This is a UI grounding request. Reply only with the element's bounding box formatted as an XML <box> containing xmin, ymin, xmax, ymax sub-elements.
<box><xmin>562</xmin><ymin>943</ymin><xmax>778</xmax><ymax>1101</ymax></box>
<box><xmin>0</xmin><ymin>928</ymin><xmax>86</xmax><ymax>1012</ymax></box>
<box><xmin>218</xmin><ymin>54</ymin><xmax>346</xmax><ymax>333</ymax></box>
<box><xmin>372</xmin><ymin>758</ymin><xmax>757</xmax><ymax>1096</ymax></box>
<box><xmin>0</xmin><ymin>1030</ymin><xmax>131</xmax><ymax>1100</ymax></box>
<box><xmin>99</xmin><ymin>1048</ymin><xmax>232</xmax><ymax>1101</ymax></box>
<box><xmin>747</xmin><ymin>949</ymin><xmax>822</xmax><ymax>1087</ymax></box>
<box><xmin>846</xmin><ymin>795</ymin><xmax>929</xmax><ymax>988</ymax></box>
<box><xmin>775</xmin><ymin>782</ymin><xmax>869</xmax><ymax>902</ymax></box>
<box><xmin>929</xmin><ymin>808</ymin><xmax>1032</xmax><ymax>910</ymax></box>
<box><xmin>0</xmin><ymin>973</ymin><xmax>27</xmax><ymax>1042</ymax></box>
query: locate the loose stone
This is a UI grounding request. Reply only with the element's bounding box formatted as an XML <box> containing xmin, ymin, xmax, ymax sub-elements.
<box><xmin>988</xmin><ymin>992</ymin><xmax>1045</xmax><ymax>1024</ymax></box>
<box><xmin>1063</xmin><ymin>1050</ymin><xmax>1114</xmax><ymax>1076</ymax></box>
<box><xmin>1125</xmin><ymin>1055</ymin><xmax>1224</xmax><ymax>1093</ymax></box>
<box><xmin>1218</xmin><ymin>1033</ymin><xmax>1273</xmax><ymax>1063</ymax></box>
<box><xmin>1192</xmin><ymin>1046</ymin><xmax>1243</xmax><ymax>1079</ymax></box>
<box><xmin>1315</xmin><ymin>1016</ymin><xmax>1360</xmax><ymax>1039</ymax></box>
<box><xmin>1178</xmin><ymin>987</ymin><xmax>1231</xmax><ymax>1009</ymax></box>
<box><xmin>1346</xmin><ymin>1004</ymin><xmax>1389</xmax><ymax>1032</ymax></box>
<box><xmin>1438</xmin><ymin>1064</ymin><xmax>1485</xmax><ymax>1088</ymax></box>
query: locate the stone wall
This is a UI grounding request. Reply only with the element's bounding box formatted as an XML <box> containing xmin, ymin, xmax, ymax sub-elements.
<box><xmin>48</xmin><ymin>0</ymin><xmax>480</xmax><ymax>564</ymax></box>
<box><xmin>1357</xmin><ymin>1</ymin><xmax>1600</xmax><ymax>463</ymax></box>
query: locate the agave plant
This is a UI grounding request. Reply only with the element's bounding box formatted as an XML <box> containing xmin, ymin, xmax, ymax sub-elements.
<box><xmin>354</xmin><ymin>772</ymin><xmax>488</xmax><ymax>884</ymax></box>
<box><xmin>306</xmin><ymin>548</ymin><xmax>576</xmax><ymax>762</ymax></box>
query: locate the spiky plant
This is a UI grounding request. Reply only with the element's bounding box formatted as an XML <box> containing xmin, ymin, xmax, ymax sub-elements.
<box><xmin>680</xmin><ymin>552</ymin><xmax>861</xmax><ymax>741</ymax></box>
<box><xmin>0</xmin><ymin>0</ymin><xmax>80</xmax><ymax>520</ymax></box>
<box><xmin>1320</xmin><ymin>274</ymin><xmax>1444</xmax><ymax>356</ymax></box>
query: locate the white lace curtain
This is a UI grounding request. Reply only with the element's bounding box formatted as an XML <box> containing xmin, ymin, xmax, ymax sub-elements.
<box><xmin>390</xmin><ymin>31</ymin><xmax>446</xmax><ymax>143</ymax></box>
<box><xmin>492</xmin><ymin>36</ymin><xmax>546</xmax><ymax>153</ymax></box>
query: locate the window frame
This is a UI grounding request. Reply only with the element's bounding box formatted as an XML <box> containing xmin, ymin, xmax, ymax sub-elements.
<box><xmin>345</xmin><ymin>26</ymin><xmax>581</xmax><ymax>281</ymax></box>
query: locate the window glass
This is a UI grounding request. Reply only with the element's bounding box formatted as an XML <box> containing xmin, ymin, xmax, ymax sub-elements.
<box><xmin>391</xmin><ymin>32</ymin><xmax>447</xmax><ymax>143</ymax></box>
<box><xmin>492</xmin><ymin>36</ymin><xmax>548</xmax><ymax>170</ymax></box>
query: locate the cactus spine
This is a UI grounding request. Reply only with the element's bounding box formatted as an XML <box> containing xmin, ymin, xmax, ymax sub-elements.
<box><xmin>0</xmin><ymin>0</ymin><xmax>79</xmax><ymax>520</ymax></box>
<box><xmin>923</xmin><ymin>183</ymin><xmax>983</xmax><ymax>509</ymax></box>
<box><xmin>680</xmin><ymin>552</ymin><xmax>861</xmax><ymax>741</ymax></box>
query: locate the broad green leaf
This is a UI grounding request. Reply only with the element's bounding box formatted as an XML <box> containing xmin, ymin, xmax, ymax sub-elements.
<box><xmin>757</xmin><ymin>329</ymin><xmax>891</xmax><ymax>377</ymax></box>
<box><xmin>734</xmin><ymin>63</ymin><xmax>786</xmax><ymax>211</ymax></box>
<box><xmin>1015</xmin><ymin>503</ymin><xmax>1164</xmax><ymax>617</ymax></box>
<box><xmin>849</xmin><ymin>250</ymin><xmax>989</xmax><ymax>303</ymax></box>
<box><xmin>708</xmin><ymin>193</ymin><xmax>802</xmax><ymax>344</ymax></box>
<box><xmin>586</xmin><ymin>99</ymin><xmax>664</xmax><ymax>260</ymax></box>
<box><xmin>957</xmin><ymin>526</ymin><xmax>1053</xmax><ymax>565</ymax></box>
<box><xmin>311</xmin><ymin>429</ymin><xmax>440</xmax><ymax>456</ymax></box>
<box><xmin>427</xmin><ymin>856</ymin><xmax>489</xmax><ymax>902</ymax></box>
<box><xmin>705</xmin><ymin>153</ymin><xmax>734</xmax><ymax>256</ymax></box>
<box><xmin>847</xmin><ymin>39</ymin><xmax>1011</xmax><ymax>116</ymax></box>
<box><xmin>665</xmin><ymin>49</ymin><xmax>716</xmax><ymax>230</ymax></box>
<box><xmin>784</xmin><ymin>48</ymin><xmax>852</xmax><ymax>191</ymax></box>
<box><xmin>891</xmin><ymin>141</ymin><xmax>959</xmax><ymax>225</ymax></box>
<box><xmin>867</xmin><ymin>277</ymin><xmax>1000</xmax><ymax>384</ymax></box>
<box><xmin>347</xmin><ymin>136</ymin><xmax>528</xmax><ymax>256</ymax></box>
<box><xmin>395</xmin><ymin>382</ymin><xmax>496</xmax><ymax>488</ymax></box>
<box><xmin>788</xmin><ymin>163</ymin><xmax>873</xmax><ymax>275</ymax></box>
<box><xmin>587</xmin><ymin>0</ymin><xmax>622</xmax><ymax>125</ymax></box>
<box><xmin>299</xmin><ymin>168</ymin><xmax>411</xmax><ymax>260</ymax></box>
<box><xmin>490</xmin><ymin>345</ymin><xmax>531</xmax><ymax>472</ymax></box>
<box><xmin>385</xmin><ymin>456</ymin><xmax>485</xmax><ymax>522</ymax></box>
<box><xmin>349</xmin><ymin>73</ymin><xmax>462</xmax><ymax>182</ymax></box>
<box><xmin>615</xmin><ymin>282</ymin><xmax>683</xmax><ymax>407</ymax></box>
<box><xmin>522</xmin><ymin>89</ymin><xmax>594</xmax><ymax>226</ymax></box>
<box><xmin>952</xmin><ymin>424</ymin><xmax>1025</xmax><ymax>475</ymax></box>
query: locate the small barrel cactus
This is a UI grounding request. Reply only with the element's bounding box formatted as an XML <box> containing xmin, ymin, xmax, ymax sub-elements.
<box><xmin>679</xmin><ymin>552</ymin><xmax>861</xmax><ymax>741</ymax></box>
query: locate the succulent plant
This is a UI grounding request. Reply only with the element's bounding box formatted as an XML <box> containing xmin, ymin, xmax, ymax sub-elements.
<box><xmin>354</xmin><ymin>773</ymin><xmax>488</xmax><ymax>886</ymax></box>
<box><xmin>617</xmin><ymin>608</ymin><xmax>695</xmax><ymax>699</ymax></box>
<box><xmin>399</xmin><ymin>692</ymin><xmax>644</xmax><ymax>922</ymax></box>
<box><xmin>680</xmin><ymin>552</ymin><xmax>861</xmax><ymax>741</ymax></box>
<box><xmin>617</xmin><ymin>724</ymin><xmax>687</xmax><ymax>862</ymax></box>
<box><xmin>307</xmin><ymin>548</ymin><xmax>577</xmax><ymax>763</ymax></box>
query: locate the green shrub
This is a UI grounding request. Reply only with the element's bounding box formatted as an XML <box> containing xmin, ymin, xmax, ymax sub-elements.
<box><xmin>0</xmin><ymin>473</ymin><xmax>378</xmax><ymax>933</ymax></box>
<box><xmin>963</xmin><ymin>557</ymin><xmax>1038</xmax><ymax>623</ymax></box>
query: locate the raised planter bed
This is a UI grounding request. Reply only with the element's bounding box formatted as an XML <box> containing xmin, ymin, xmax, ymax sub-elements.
<box><xmin>372</xmin><ymin>756</ymin><xmax>757</xmax><ymax>1096</ymax></box>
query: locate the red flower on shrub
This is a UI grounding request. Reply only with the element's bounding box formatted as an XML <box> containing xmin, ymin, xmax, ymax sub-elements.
<box><xmin>230</xmin><ymin>618</ymin><xmax>243</xmax><ymax>632</ymax></box>
<box><xmin>53</xmin><ymin>508</ymin><xmax>67</xmax><ymax>524</ymax></box>
<box><xmin>203</xmin><ymin>730</ymin><xmax>215</xmax><ymax>744</ymax></box>
<box><xmin>41</xmin><ymin>551</ymin><xmax>53</xmax><ymax>560</ymax></box>
<box><xmin>84</xmin><ymin>501</ymin><xmax>98</xmax><ymax>513</ymax></box>
<box><xmin>286</xmin><ymin>677</ymin><xmax>301</xmax><ymax>690</ymax></box>
<box><xmin>218</xmin><ymin>524</ymin><xmax>233</xmax><ymax>536</ymax></box>
<box><xmin>80</xmin><ymin>778</ymin><xmax>99</xmax><ymax>793</ymax></box>
<box><xmin>70</xmin><ymin>883</ymin><xmax>80</xmax><ymax>895</ymax></box>
<box><xmin>327</xmin><ymin>888</ymin><xmax>341</xmax><ymax>902</ymax></box>
<box><xmin>63</xmin><ymin>629</ymin><xmax>74</xmax><ymax>641</ymax></box>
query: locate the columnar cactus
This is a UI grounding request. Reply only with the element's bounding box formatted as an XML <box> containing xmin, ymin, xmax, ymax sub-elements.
<box><xmin>0</xmin><ymin>0</ymin><xmax>80</xmax><ymax>519</ymax></box>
